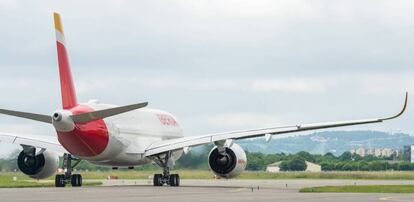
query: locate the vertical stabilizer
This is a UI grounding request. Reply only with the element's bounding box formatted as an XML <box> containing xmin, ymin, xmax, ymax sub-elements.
<box><xmin>54</xmin><ymin>12</ymin><xmax>78</xmax><ymax>109</ymax></box>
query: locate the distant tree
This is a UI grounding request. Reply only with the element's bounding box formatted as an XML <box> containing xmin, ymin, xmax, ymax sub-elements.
<box><xmin>296</xmin><ymin>151</ymin><xmax>315</xmax><ymax>163</ymax></box>
<box><xmin>350</xmin><ymin>153</ymin><xmax>362</xmax><ymax>161</ymax></box>
<box><xmin>176</xmin><ymin>146</ymin><xmax>210</xmax><ymax>170</ymax></box>
<box><xmin>3</xmin><ymin>148</ymin><xmax>411</xmax><ymax>172</ymax></box>
<box><xmin>263</xmin><ymin>154</ymin><xmax>283</xmax><ymax>166</ymax></box>
<box><xmin>368</xmin><ymin>161</ymin><xmax>386</xmax><ymax>171</ymax></box>
<box><xmin>4</xmin><ymin>150</ymin><xmax>19</xmax><ymax>171</ymax></box>
<box><xmin>388</xmin><ymin>163</ymin><xmax>399</xmax><ymax>171</ymax></box>
<box><xmin>320</xmin><ymin>162</ymin><xmax>335</xmax><ymax>171</ymax></box>
<box><xmin>359</xmin><ymin>162</ymin><xmax>369</xmax><ymax>171</ymax></box>
<box><xmin>323</xmin><ymin>152</ymin><xmax>336</xmax><ymax>159</ymax></box>
<box><xmin>362</xmin><ymin>155</ymin><xmax>377</xmax><ymax>162</ymax></box>
<box><xmin>246</xmin><ymin>152</ymin><xmax>265</xmax><ymax>171</ymax></box>
<box><xmin>398</xmin><ymin>162</ymin><xmax>413</xmax><ymax>171</ymax></box>
<box><xmin>280</xmin><ymin>161</ymin><xmax>290</xmax><ymax>171</ymax></box>
<box><xmin>342</xmin><ymin>163</ymin><xmax>354</xmax><ymax>171</ymax></box>
<box><xmin>333</xmin><ymin>162</ymin><xmax>344</xmax><ymax>170</ymax></box>
<box><xmin>339</xmin><ymin>152</ymin><xmax>352</xmax><ymax>161</ymax></box>
<box><xmin>284</xmin><ymin>156</ymin><xmax>307</xmax><ymax>171</ymax></box>
<box><xmin>176</xmin><ymin>152</ymin><xmax>207</xmax><ymax>169</ymax></box>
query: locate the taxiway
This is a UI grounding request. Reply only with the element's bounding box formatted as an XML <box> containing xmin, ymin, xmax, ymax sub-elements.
<box><xmin>2</xmin><ymin>179</ymin><xmax>414</xmax><ymax>202</ymax></box>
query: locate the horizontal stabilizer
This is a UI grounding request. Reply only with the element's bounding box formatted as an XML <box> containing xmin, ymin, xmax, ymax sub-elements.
<box><xmin>71</xmin><ymin>102</ymin><xmax>148</xmax><ymax>123</ymax></box>
<box><xmin>0</xmin><ymin>108</ymin><xmax>52</xmax><ymax>124</ymax></box>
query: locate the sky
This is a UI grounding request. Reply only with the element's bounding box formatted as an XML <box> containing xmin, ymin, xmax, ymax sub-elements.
<box><xmin>0</xmin><ymin>0</ymin><xmax>414</xmax><ymax>157</ymax></box>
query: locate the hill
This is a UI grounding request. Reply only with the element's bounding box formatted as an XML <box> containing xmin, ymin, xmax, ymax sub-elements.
<box><xmin>236</xmin><ymin>131</ymin><xmax>414</xmax><ymax>155</ymax></box>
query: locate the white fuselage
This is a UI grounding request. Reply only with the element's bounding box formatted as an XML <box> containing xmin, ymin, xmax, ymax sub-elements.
<box><xmin>80</xmin><ymin>102</ymin><xmax>184</xmax><ymax>167</ymax></box>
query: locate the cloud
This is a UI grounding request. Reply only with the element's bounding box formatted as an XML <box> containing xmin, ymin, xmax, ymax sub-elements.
<box><xmin>251</xmin><ymin>78</ymin><xmax>326</xmax><ymax>93</ymax></box>
<box><xmin>207</xmin><ymin>113</ymin><xmax>283</xmax><ymax>129</ymax></box>
<box><xmin>77</xmin><ymin>80</ymin><xmax>108</xmax><ymax>95</ymax></box>
<box><xmin>358</xmin><ymin>72</ymin><xmax>414</xmax><ymax>95</ymax></box>
<box><xmin>0</xmin><ymin>0</ymin><xmax>413</xmax><ymax>158</ymax></box>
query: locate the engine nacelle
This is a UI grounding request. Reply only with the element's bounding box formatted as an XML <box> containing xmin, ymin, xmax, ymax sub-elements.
<box><xmin>208</xmin><ymin>143</ymin><xmax>247</xmax><ymax>178</ymax></box>
<box><xmin>17</xmin><ymin>150</ymin><xmax>59</xmax><ymax>179</ymax></box>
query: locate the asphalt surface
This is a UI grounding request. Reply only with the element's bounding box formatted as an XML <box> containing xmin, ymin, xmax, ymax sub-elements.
<box><xmin>2</xmin><ymin>179</ymin><xmax>414</xmax><ymax>202</ymax></box>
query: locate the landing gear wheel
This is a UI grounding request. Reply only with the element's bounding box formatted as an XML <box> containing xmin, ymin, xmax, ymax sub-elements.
<box><xmin>71</xmin><ymin>174</ymin><xmax>82</xmax><ymax>187</ymax></box>
<box><xmin>55</xmin><ymin>174</ymin><xmax>65</xmax><ymax>187</ymax></box>
<box><xmin>169</xmin><ymin>174</ymin><xmax>180</xmax><ymax>187</ymax></box>
<box><xmin>55</xmin><ymin>154</ymin><xmax>83</xmax><ymax>187</ymax></box>
<box><xmin>152</xmin><ymin>151</ymin><xmax>182</xmax><ymax>187</ymax></box>
<box><xmin>153</xmin><ymin>174</ymin><xmax>163</xmax><ymax>186</ymax></box>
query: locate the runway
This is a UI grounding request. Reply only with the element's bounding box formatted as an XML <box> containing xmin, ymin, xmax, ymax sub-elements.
<box><xmin>2</xmin><ymin>179</ymin><xmax>414</xmax><ymax>202</ymax></box>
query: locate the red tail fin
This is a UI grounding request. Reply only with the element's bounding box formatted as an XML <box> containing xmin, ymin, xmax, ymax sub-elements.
<box><xmin>54</xmin><ymin>13</ymin><xmax>78</xmax><ymax>109</ymax></box>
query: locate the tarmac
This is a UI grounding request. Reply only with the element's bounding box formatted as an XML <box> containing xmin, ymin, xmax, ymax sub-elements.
<box><xmin>2</xmin><ymin>179</ymin><xmax>414</xmax><ymax>202</ymax></box>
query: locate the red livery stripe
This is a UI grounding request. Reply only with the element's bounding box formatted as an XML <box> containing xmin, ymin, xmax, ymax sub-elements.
<box><xmin>56</xmin><ymin>42</ymin><xmax>77</xmax><ymax>109</ymax></box>
<box><xmin>57</xmin><ymin>105</ymin><xmax>109</xmax><ymax>157</ymax></box>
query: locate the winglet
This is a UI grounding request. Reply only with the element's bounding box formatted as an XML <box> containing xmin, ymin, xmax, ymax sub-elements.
<box><xmin>381</xmin><ymin>92</ymin><xmax>408</xmax><ymax>121</ymax></box>
<box><xmin>54</xmin><ymin>12</ymin><xmax>78</xmax><ymax>109</ymax></box>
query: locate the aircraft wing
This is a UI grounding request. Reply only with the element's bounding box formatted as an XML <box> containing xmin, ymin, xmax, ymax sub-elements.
<box><xmin>0</xmin><ymin>132</ymin><xmax>66</xmax><ymax>154</ymax></box>
<box><xmin>144</xmin><ymin>93</ymin><xmax>408</xmax><ymax>157</ymax></box>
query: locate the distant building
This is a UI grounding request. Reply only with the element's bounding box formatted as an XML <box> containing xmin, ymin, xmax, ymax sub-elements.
<box><xmin>351</xmin><ymin>148</ymin><xmax>366</xmax><ymax>157</ymax></box>
<box><xmin>305</xmin><ymin>161</ymin><xmax>322</xmax><ymax>172</ymax></box>
<box><xmin>374</xmin><ymin>149</ymin><xmax>382</xmax><ymax>157</ymax></box>
<box><xmin>403</xmin><ymin>145</ymin><xmax>411</xmax><ymax>162</ymax></box>
<box><xmin>381</xmin><ymin>148</ymin><xmax>393</xmax><ymax>157</ymax></box>
<box><xmin>366</xmin><ymin>148</ymin><xmax>375</xmax><ymax>156</ymax></box>
<box><xmin>266</xmin><ymin>162</ymin><xmax>281</xmax><ymax>172</ymax></box>
<box><xmin>350</xmin><ymin>147</ymin><xmax>395</xmax><ymax>157</ymax></box>
<box><xmin>266</xmin><ymin>161</ymin><xmax>321</xmax><ymax>173</ymax></box>
<box><xmin>411</xmin><ymin>146</ymin><xmax>414</xmax><ymax>163</ymax></box>
<box><xmin>391</xmin><ymin>150</ymin><xmax>399</xmax><ymax>159</ymax></box>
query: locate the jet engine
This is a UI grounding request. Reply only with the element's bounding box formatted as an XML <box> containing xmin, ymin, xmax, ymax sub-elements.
<box><xmin>17</xmin><ymin>150</ymin><xmax>59</xmax><ymax>179</ymax></box>
<box><xmin>208</xmin><ymin>143</ymin><xmax>247</xmax><ymax>178</ymax></box>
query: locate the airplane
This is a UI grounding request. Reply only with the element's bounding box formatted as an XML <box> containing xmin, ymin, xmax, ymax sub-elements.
<box><xmin>0</xmin><ymin>12</ymin><xmax>408</xmax><ymax>187</ymax></box>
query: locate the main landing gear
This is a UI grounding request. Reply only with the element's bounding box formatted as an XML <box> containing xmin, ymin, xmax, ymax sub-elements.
<box><xmin>152</xmin><ymin>151</ymin><xmax>180</xmax><ymax>186</ymax></box>
<box><xmin>153</xmin><ymin>167</ymin><xmax>180</xmax><ymax>186</ymax></box>
<box><xmin>55</xmin><ymin>153</ymin><xmax>82</xmax><ymax>187</ymax></box>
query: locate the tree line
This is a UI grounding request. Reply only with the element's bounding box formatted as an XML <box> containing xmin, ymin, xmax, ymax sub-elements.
<box><xmin>1</xmin><ymin>148</ymin><xmax>414</xmax><ymax>172</ymax></box>
<box><xmin>245</xmin><ymin>151</ymin><xmax>414</xmax><ymax>171</ymax></box>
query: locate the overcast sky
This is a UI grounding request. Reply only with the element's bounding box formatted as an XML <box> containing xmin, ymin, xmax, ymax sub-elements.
<box><xmin>0</xmin><ymin>1</ymin><xmax>413</xmax><ymax>157</ymax></box>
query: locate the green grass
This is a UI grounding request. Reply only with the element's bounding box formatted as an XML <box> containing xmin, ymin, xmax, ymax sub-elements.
<box><xmin>239</xmin><ymin>171</ymin><xmax>414</xmax><ymax>180</ymax></box>
<box><xmin>300</xmin><ymin>185</ymin><xmax>414</xmax><ymax>193</ymax></box>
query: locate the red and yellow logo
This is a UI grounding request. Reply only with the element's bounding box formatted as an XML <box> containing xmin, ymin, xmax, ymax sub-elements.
<box><xmin>157</xmin><ymin>114</ymin><xmax>178</xmax><ymax>126</ymax></box>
